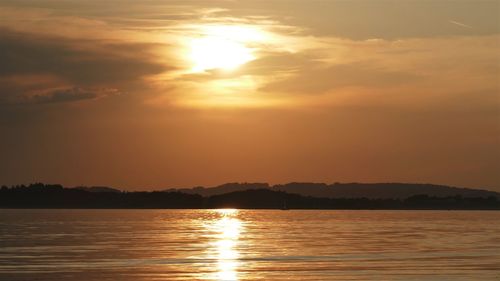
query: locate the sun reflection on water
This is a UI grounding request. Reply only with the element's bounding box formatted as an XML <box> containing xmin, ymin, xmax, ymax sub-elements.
<box><xmin>209</xmin><ymin>209</ymin><xmax>242</xmax><ymax>281</ymax></box>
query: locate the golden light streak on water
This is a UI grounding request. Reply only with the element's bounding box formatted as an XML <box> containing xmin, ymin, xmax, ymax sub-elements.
<box><xmin>210</xmin><ymin>209</ymin><xmax>242</xmax><ymax>281</ymax></box>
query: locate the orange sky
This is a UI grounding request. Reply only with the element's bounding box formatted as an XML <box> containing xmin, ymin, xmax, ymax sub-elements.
<box><xmin>0</xmin><ymin>1</ymin><xmax>499</xmax><ymax>191</ymax></box>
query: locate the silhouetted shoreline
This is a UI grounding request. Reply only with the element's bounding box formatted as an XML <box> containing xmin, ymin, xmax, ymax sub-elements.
<box><xmin>1</xmin><ymin>183</ymin><xmax>499</xmax><ymax>210</ymax></box>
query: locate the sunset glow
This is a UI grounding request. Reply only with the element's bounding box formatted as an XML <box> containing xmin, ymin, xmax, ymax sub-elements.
<box><xmin>0</xmin><ymin>1</ymin><xmax>499</xmax><ymax>191</ymax></box>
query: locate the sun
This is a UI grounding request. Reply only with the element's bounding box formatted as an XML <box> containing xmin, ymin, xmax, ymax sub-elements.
<box><xmin>187</xmin><ymin>25</ymin><xmax>266</xmax><ymax>73</ymax></box>
<box><xmin>190</xmin><ymin>37</ymin><xmax>254</xmax><ymax>72</ymax></box>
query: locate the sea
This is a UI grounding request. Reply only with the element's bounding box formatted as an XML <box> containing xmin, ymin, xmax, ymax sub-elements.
<box><xmin>0</xmin><ymin>209</ymin><xmax>499</xmax><ymax>280</ymax></box>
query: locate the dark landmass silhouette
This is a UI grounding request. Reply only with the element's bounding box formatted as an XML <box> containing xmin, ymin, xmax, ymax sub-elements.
<box><xmin>166</xmin><ymin>182</ymin><xmax>500</xmax><ymax>199</ymax></box>
<box><xmin>1</xmin><ymin>183</ymin><xmax>499</xmax><ymax>209</ymax></box>
<box><xmin>75</xmin><ymin>186</ymin><xmax>121</xmax><ymax>193</ymax></box>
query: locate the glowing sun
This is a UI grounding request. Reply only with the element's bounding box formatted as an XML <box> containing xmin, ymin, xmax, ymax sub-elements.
<box><xmin>187</xmin><ymin>25</ymin><xmax>266</xmax><ymax>73</ymax></box>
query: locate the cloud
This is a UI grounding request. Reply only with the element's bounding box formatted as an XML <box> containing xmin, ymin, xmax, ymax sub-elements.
<box><xmin>30</xmin><ymin>87</ymin><xmax>119</xmax><ymax>104</ymax></box>
<box><xmin>181</xmin><ymin>0</ymin><xmax>499</xmax><ymax>39</ymax></box>
<box><xmin>0</xmin><ymin>29</ymin><xmax>168</xmax><ymax>83</ymax></box>
<box><xmin>0</xmin><ymin>28</ymin><xmax>170</xmax><ymax>105</ymax></box>
<box><xmin>449</xmin><ymin>20</ymin><xmax>473</xmax><ymax>29</ymax></box>
<box><xmin>260</xmin><ymin>59</ymin><xmax>422</xmax><ymax>95</ymax></box>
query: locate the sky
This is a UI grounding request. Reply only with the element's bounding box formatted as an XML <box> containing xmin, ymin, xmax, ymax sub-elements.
<box><xmin>0</xmin><ymin>0</ymin><xmax>499</xmax><ymax>191</ymax></box>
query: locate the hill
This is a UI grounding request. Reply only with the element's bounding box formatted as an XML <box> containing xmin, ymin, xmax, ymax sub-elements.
<box><xmin>166</xmin><ymin>182</ymin><xmax>499</xmax><ymax>199</ymax></box>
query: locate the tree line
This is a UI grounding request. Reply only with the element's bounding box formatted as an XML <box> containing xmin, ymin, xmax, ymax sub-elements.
<box><xmin>1</xmin><ymin>183</ymin><xmax>499</xmax><ymax>210</ymax></box>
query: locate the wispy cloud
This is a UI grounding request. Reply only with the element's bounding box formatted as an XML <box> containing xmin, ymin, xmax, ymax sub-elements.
<box><xmin>449</xmin><ymin>20</ymin><xmax>473</xmax><ymax>29</ymax></box>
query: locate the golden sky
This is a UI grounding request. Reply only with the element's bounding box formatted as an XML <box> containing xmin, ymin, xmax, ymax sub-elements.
<box><xmin>0</xmin><ymin>0</ymin><xmax>499</xmax><ymax>191</ymax></box>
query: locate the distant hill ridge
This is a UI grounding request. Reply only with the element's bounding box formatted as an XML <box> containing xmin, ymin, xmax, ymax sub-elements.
<box><xmin>166</xmin><ymin>182</ymin><xmax>500</xmax><ymax>199</ymax></box>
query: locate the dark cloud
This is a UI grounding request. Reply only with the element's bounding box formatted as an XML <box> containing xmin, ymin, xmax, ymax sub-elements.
<box><xmin>0</xmin><ymin>28</ymin><xmax>170</xmax><ymax>104</ymax></box>
<box><xmin>30</xmin><ymin>87</ymin><xmax>119</xmax><ymax>104</ymax></box>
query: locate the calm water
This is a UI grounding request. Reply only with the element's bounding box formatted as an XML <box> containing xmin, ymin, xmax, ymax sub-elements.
<box><xmin>0</xmin><ymin>210</ymin><xmax>499</xmax><ymax>281</ymax></box>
